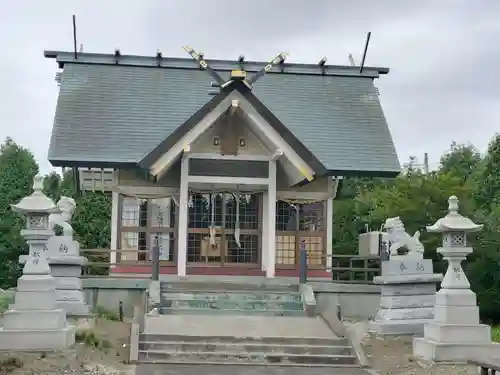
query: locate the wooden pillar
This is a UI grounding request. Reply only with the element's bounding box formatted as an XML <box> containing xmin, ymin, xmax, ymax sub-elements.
<box><xmin>110</xmin><ymin>191</ymin><xmax>119</xmax><ymax>269</ymax></box>
<box><xmin>326</xmin><ymin>197</ymin><xmax>333</xmax><ymax>272</ymax></box>
<box><xmin>266</xmin><ymin>160</ymin><xmax>277</xmax><ymax>278</ymax></box>
<box><xmin>177</xmin><ymin>155</ymin><xmax>189</xmax><ymax>276</ymax></box>
<box><xmin>261</xmin><ymin>192</ymin><xmax>269</xmax><ymax>272</ymax></box>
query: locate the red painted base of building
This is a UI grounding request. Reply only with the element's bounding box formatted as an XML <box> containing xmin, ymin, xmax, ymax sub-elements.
<box><xmin>110</xmin><ymin>265</ymin><xmax>331</xmax><ymax>278</ymax></box>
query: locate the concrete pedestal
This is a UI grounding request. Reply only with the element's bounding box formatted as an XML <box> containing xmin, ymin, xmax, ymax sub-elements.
<box><xmin>47</xmin><ymin>235</ymin><xmax>90</xmax><ymax>316</ymax></box>
<box><xmin>413</xmin><ymin>196</ymin><xmax>497</xmax><ymax>362</ymax></box>
<box><xmin>0</xmin><ymin>254</ymin><xmax>75</xmax><ymax>350</ymax></box>
<box><xmin>413</xmin><ymin>285</ymin><xmax>493</xmax><ymax>361</ymax></box>
<box><xmin>369</xmin><ymin>257</ymin><xmax>442</xmax><ymax>336</ymax></box>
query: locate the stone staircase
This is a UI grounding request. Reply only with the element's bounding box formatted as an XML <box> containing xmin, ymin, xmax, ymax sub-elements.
<box><xmin>138</xmin><ymin>332</ymin><xmax>356</xmax><ymax>367</ymax></box>
<box><xmin>159</xmin><ymin>281</ymin><xmax>304</xmax><ymax>316</ymax></box>
<box><xmin>136</xmin><ymin>281</ymin><xmax>359</xmax><ymax>368</ymax></box>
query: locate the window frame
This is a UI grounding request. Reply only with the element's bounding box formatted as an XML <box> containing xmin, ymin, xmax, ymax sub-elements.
<box><xmin>117</xmin><ymin>194</ymin><xmax>177</xmax><ymax>263</ymax></box>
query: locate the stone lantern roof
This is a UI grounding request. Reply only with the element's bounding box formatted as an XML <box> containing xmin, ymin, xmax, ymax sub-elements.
<box><xmin>11</xmin><ymin>175</ymin><xmax>60</xmax><ymax>214</ymax></box>
<box><xmin>426</xmin><ymin>195</ymin><xmax>482</xmax><ymax>233</ymax></box>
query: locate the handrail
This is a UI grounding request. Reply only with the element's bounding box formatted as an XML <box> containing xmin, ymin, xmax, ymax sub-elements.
<box><xmin>298</xmin><ymin>251</ymin><xmax>381</xmax><ymax>284</ymax></box>
<box><xmin>80</xmin><ymin>248</ymin><xmax>381</xmax><ymax>283</ymax></box>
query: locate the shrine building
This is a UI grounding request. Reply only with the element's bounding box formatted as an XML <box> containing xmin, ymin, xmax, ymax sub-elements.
<box><xmin>44</xmin><ymin>48</ymin><xmax>400</xmax><ymax>278</ymax></box>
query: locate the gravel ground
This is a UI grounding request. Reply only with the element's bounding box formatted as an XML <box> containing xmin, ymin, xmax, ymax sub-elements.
<box><xmin>358</xmin><ymin>324</ymin><xmax>478</xmax><ymax>375</ymax></box>
<box><xmin>0</xmin><ymin>319</ymin><xmax>133</xmax><ymax>375</ymax></box>
<box><xmin>0</xmin><ymin>317</ymin><xmax>483</xmax><ymax>375</ymax></box>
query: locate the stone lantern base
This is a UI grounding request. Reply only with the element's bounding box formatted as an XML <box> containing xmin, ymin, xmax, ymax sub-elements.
<box><xmin>413</xmin><ymin>330</ymin><xmax>495</xmax><ymax>362</ymax></box>
<box><xmin>413</xmin><ymin>288</ymin><xmax>495</xmax><ymax>361</ymax></box>
<box><xmin>0</xmin><ymin>262</ymin><xmax>75</xmax><ymax>350</ymax></box>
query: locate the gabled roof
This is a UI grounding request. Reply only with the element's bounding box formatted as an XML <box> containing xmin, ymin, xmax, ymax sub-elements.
<box><xmin>45</xmin><ymin>51</ymin><xmax>401</xmax><ymax>176</ymax></box>
<box><xmin>139</xmin><ymin>82</ymin><xmax>326</xmax><ymax>177</ymax></box>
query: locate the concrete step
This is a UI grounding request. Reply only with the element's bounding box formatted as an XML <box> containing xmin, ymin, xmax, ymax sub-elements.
<box><xmin>161</xmin><ymin>291</ymin><xmax>302</xmax><ymax>302</ymax></box>
<box><xmin>160</xmin><ymin>298</ymin><xmax>303</xmax><ymax>311</ymax></box>
<box><xmin>135</xmin><ymin>363</ymin><xmax>363</xmax><ymax>372</ymax></box>
<box><xmin>160</xmin><ymin>282</ymin><xmax>298</xmax><ymax>293</ymax></box>
<box><xmin>138</xmin><ymin>349</ymin><xmax>357</xmax><ymax>366</ymax></box>
<box><xmin>139</xmin><ymin>334</ymin><xmax>349</xmax><ymax>347</ymax></box>
<box><xmin>158</xmin><ymin>307</ymin><xmax>304</xmax><ymax>316</ymax></box>
<box><xmin>139</xmin><ymin>341</ymin><xmax>353</xmax><ymax>355</ymax></box>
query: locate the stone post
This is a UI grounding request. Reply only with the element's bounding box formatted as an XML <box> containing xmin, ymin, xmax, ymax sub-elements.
<box><xmin>368</xmin><ymin>218</ymin><xmax>442</xmax><ymax>336</ymax></box>
<box><xmin>0</xmin><ymin>175</ymin><xmax>74</xmax><ymax>350</ymax></box>
<box><xmin>413</xmin><ymin>195</ymin><xmax>494</xmax><ymax>361</ymax></box>
<box><xmin>46</xmin><ymin>197</ymin><xmax>90</xmax><ymax>318</ymax></box>
<box><xmin>47</xmin><ymin>234</ymin><xmax>90</xmax><ymax>317</ymax></box>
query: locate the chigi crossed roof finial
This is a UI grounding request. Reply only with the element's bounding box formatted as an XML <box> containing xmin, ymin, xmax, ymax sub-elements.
<box><xmin>182</xmin><ymin>46</ymin><xmax>287</xmax><ymax>94</ymax></box>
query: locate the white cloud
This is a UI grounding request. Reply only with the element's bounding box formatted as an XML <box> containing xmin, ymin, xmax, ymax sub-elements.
<box><xmin>0</xmin><ymin>0</ymin><xmax>499</xmax><ymax>174</ymax></box>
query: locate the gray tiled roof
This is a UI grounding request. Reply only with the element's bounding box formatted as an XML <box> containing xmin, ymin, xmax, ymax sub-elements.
<box><xmin>47</xmin><ymin>52</ymin><xmax>400</xmax><ymax>175</ymax></box>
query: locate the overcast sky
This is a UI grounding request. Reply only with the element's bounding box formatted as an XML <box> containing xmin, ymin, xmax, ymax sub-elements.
<box><xmin>0</xmin><ymin>0</ymin><xmax>499</xmax><ymax>174</ymax></box>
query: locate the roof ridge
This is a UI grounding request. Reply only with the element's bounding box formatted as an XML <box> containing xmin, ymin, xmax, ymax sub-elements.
<box><xmin>44</xmin><ymin>50</ymin><xmax>389</xmax><ymax>78</ymax></box>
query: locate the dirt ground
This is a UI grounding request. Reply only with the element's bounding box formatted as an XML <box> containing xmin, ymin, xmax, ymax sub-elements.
<box><xmin>0</xmin><ymin>318</ymin><xmax>133</xmax><ymax>375</ymax></box>
<box><xmin>364</xmin><ymin>335</ymin><xmax>478</xmax><ymax>375</ymax></box>
<box><xmin>0</xmin><ymin>318</ymin><xmax>484</xmax><ymax>375</ymax></box>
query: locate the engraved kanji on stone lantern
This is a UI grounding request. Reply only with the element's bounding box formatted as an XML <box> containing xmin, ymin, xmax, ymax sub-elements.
<box><xmin>11</xmin><ymin>174</ymin><xmax>60</xmax><ymax>263</ymax></box>
<box><xmin>426</xmin><ymin>195</ymin><xmax>482</xmax><ymax>289</ymax></box>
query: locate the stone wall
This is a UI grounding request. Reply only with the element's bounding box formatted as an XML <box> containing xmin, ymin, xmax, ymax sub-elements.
<box><xmin>78</xmin><ymin>278</ymin><xmax>380</xmax><ymax>320</ymax></box>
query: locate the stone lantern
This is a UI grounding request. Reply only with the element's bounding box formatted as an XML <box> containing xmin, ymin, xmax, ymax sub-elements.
<box><xmin>429</xmin><ymin>195</ymin><xmax>482</xmax><ymax>291</ymax></box>
<box><xmin>413</xmin><ymin>195</ymin><xmax>493</xmax><ymax>362</ymax></box>
<box><xmin>12</xmin><ymin>174</ymin><xmax>60</xmax><ymax>260</ymax></box>
<box><xmin>0</xmin><ymin>175</ymin><xmax>74</xmax><ymax>351</ymax></box>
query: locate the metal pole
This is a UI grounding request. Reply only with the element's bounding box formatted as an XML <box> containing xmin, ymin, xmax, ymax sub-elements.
<box><xmin>151</xmin><ymin>234</ymin><xmax>160</xmax><ymax>281</ymax></box>
<box><xmin>359</xmin><ymin>32</ymin><xmax>372</xmax><ymax>74</ymax></box>
<box><xmin>72</xmin><ymin>14</ymin><xmax>78</xmax><ymax>60</ymax></box>
<box><xmin>299</xmin><ymin>239</ymin><xmax>308</xmax><ymax>284</ymax></box>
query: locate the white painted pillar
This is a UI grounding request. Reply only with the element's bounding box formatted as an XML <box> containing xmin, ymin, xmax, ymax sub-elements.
<box><xmin>326</xmin><ymin>197</ymin><xmax>333</xmax><ymax>272</ymax></box>
<box><xmin>261</xmin><ymin>192</ymin><xmax>269</xmax><ymax>271</ymax></box>
<box><xmin>110</xmin><ymin>191</ymin><xmax>119</xmax><ymax>269</ymax></box>
<box><xmin>266</xmin><ymin>161</ymin><xmax>277</xmax><ymax>278</ymax></box>
<box><xmin>177</xmin><ymin>156</ymin><xmax>189</xmax><ymax>276</ymax></box>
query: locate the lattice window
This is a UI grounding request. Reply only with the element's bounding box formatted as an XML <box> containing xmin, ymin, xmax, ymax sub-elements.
<box><xmin>118</xmin><ymin>196</ymin><xmax>176</xmax><ymax>263</ymax></box>
<box><xmin>225</xmin><ymin>194</ymin><xmax>260</xmax><ymax>230</ymax></box>
<box><xmin>275</xmin><ymin>200</ymin><xmax>327</xmax><ymax>268</ymax></box>
<box><xmin>121</xmin><ymin>198</ymin><xmax>141</xmax><ymax>226</ymax></box>
<box><xmin>187</xmin><ymin>192</ymin><xmax>261</xmax><ymax>265</ymax></box>
<box><xmin>299</xmin><ymin>202</ymin><xmax>325</xmax><ymax>232</ymax></box>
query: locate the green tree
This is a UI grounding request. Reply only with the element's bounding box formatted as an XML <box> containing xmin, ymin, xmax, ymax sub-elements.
<box><xmin>43</xmin><ymin>171</ymin><xmax>62</xmax><ymax>202</ymax></box>
<box><xmin>0</xmin><ymin>138</ymin><xmax>39</xmax><ymax>288</ymax></box>
<box><xmin>354</xmin><ymin>171</ymin><xmax>477</xmax><ymax>273</ymax></box>
<box><xmin>466</xmin><ymin>204</ymin><xmax>500</xmax><ymax>323</ymax></box>
<box><xmin>440</xmin><ymin>142</ymin><xmax>481</xmax><ymax>180</ymax></box>
<box><xmin>476</xmin><ymin>134</ymin><xmax>500</xmax><ymax>209</ymax></box>
<box><xmin>51</xmin><ymin>170</ymin><xmax>112</xmax><ymax>274</ymax></box>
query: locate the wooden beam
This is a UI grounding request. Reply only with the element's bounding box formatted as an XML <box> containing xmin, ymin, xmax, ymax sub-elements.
<box><xmin>235</xmin><ymin>94</ymin><xmax>315</xmax><ymax>182</ymax></box>
<box><xmin>150</xmin><ymin>95</ymin><xmax>236</xmax><ymax>177</ymax></box>
<box><xmin>271</xmin><ymin>149</ymin><xmax>284</xmax><ymax>162</ymax></box>
<box><xmin>220</xmin><ymin>102</ymin><xmax>240</xmax><ymax>156</ymax></box>
<box><xmin>186</xmin><ymin>175</ymin><xmax>269</xmax><ymax>185</ymax></box>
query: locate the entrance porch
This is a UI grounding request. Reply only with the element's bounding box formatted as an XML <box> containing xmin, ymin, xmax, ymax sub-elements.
<box><xmin>110</xmin><ymin>154</ymin><xmax>334</xmax><ymax>278</ymax></box>
<box><xmin>177</xmin><ymin>154</ymin><xmax>279</xmax><ymax>277</ymax></box>
<box><xmin>109</xmin><ymin>92</ymin><xmax>336</xmax><ymax>278</ymax></box>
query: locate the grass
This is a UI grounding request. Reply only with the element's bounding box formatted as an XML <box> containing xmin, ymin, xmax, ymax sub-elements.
<box><xmin>0</xmin><ymin>356</ymin><xmax>23</xmax><ymax>374</ymax></box>
<box><xmin>492</xmin><ymin>326</ymin><xmax>500</xmax><ymax>342</ymax></box>
<box><xmin>0</xmin><ymin>294</ymin><xmax>14</xmax><ymax>314</ymax></box>
<box><xmin>93</xmin><ymin>305</ymin><xmax>121</xmax><ymax>321</ymax></box>
<box><xmin>75</xmin><ymin>328</ymin><xmax>112</xmax><ymax>351</ymax></box>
